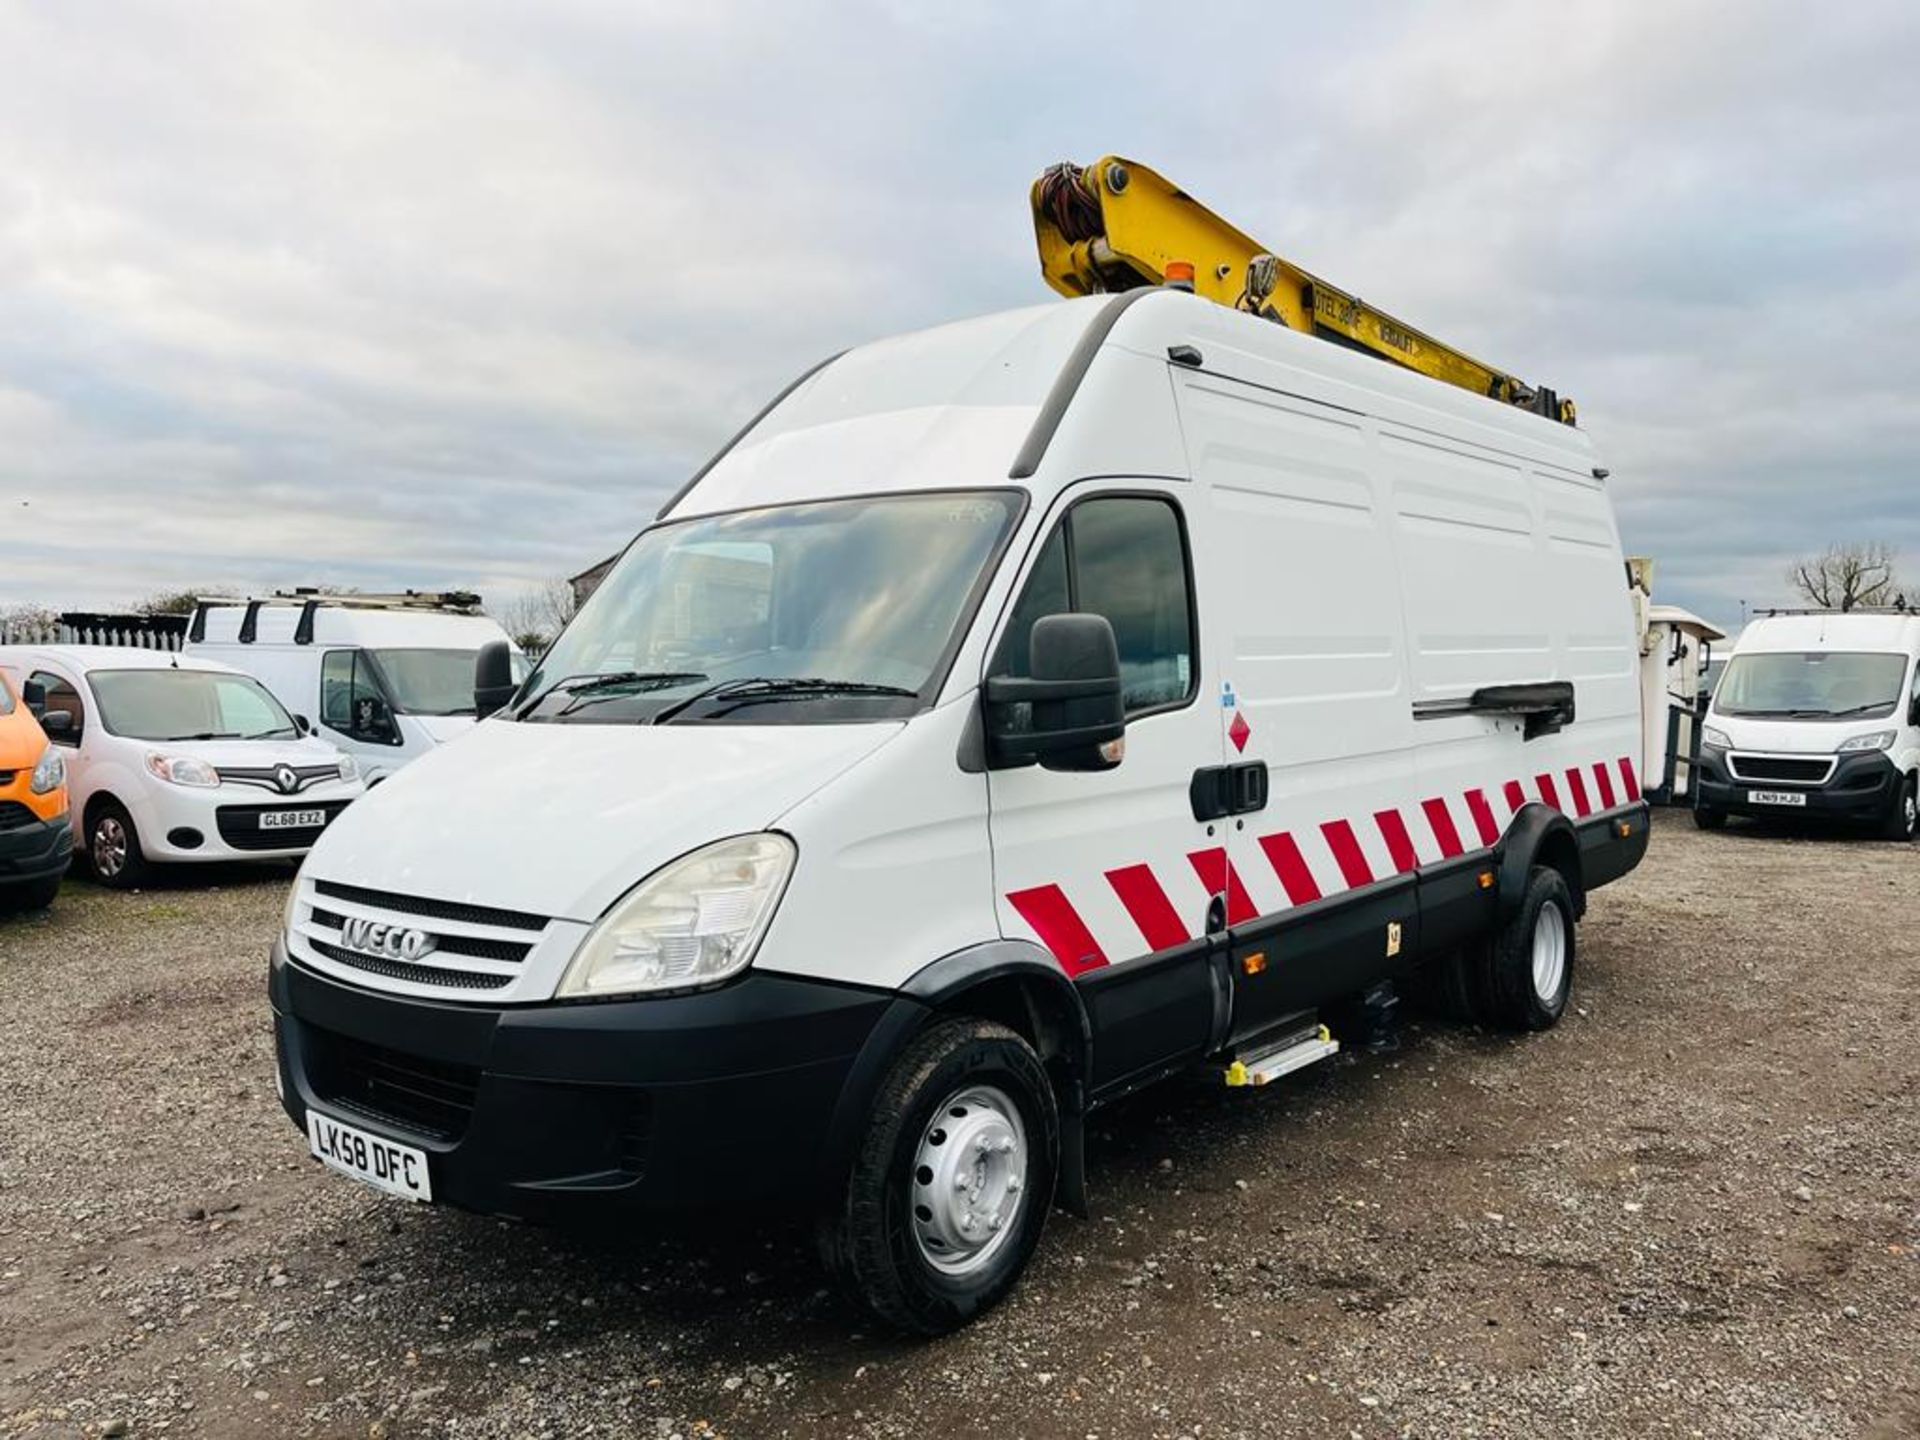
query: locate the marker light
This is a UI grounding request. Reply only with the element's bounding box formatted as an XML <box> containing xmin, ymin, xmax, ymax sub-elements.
<box><xmin>558</xmin><ymin>834</ymin><xmax>796</xmax><ymax>998</ymax></box>
<box><xmin>1164</xmin><ymin>259</ymin><xmax>1197</xmax><ymax>291</ymax></box>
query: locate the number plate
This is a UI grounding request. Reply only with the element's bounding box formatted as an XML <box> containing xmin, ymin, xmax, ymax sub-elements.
<box><xmin>1747</xmin><ymin>790</ymin><xmax>1808</xmax><ymax>807</ymax></box>
<box><xmin>260</xmin><ymin>808</ymin><xmax>327</xmax><ymax>830</ymax></box>
<box><xmin>306</xmin><ymin>1109</ymin><xmax>432</xmax><ymax>1201</ymax></box>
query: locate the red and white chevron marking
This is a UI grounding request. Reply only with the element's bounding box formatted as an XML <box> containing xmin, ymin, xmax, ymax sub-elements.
<box><xmin>1007</xmin><ymin>754</ymin><xmax>1641</xmax><ymax>977</ymax></box>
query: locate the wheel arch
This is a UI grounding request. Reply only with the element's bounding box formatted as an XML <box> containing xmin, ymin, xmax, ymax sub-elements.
<box><xmin>1497</xmin><ymin>802</ymin><xmax>1585</xmax><ymax>920</ymax></box>
<box><xmin>814</xmin><ymin>941</ymin><xmax>1092</xmax><ymax>1218</ymax></box>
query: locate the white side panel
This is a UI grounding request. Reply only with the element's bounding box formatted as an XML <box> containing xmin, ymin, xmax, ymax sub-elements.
<box><xmin>763</xmin><ymin>696</ymin><xmax>998</xmax><ymax>990</ymax></box>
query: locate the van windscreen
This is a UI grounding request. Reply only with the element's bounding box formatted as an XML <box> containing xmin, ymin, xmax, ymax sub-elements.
<box><xmin>365</xmin><ymin>649</ymin><xmax>498</xmax><ymax>717</ymax></box>
<box><xmin>519</xmin><ymin>491</ymin><xmax>1021</xmax><ymax>725</ymax></box>
<box><xmin>1713</xmin><ymin>651</ymin><xmax>1907</xmax><ymax>721</ymax></box>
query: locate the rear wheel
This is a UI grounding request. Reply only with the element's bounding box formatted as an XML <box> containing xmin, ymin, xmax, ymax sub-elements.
<box><xmin>88</xmin><ymin>800</ymin><xmax>149</xmax><ymax>889</ymax></box>
<box><xmin>1477</xmin><ymin>865</ymin><xmax>1576</xmax><ymax>1031</ymax></box>
<box><xmin>1693</xmin><ymin>804</ymin><xmax>1727</xmax><ymax>831</ymax></box>
<box><xmin>1880</xmin><ymin>772</ymin><xmax>1918</xmax><ymax>842</ymax></box>
<box><xmin>818</xmin><ymin>1017</ymin><xmax>1058</xmax><ymax>1334</ymax></box>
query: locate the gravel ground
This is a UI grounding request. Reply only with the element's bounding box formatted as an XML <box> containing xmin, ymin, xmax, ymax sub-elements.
<box><xmin>1</xmin><ymin>812</ymin><xmax>1916</xmax><ymax>1440</ymax></box>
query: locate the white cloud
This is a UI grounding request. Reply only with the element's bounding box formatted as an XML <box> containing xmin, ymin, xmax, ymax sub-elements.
<box><xmin>1</xmin><ymin>0</ymin><xmax>1915</xmax><ymax>629</ymax></box>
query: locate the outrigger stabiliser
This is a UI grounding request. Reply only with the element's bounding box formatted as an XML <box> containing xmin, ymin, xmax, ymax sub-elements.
<box><xmin>1032</xmin><ymin>156</ymin><xmax>1576</xmax><ymax>427</ymax></box>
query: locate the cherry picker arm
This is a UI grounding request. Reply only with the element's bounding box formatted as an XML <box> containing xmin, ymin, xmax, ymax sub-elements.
<box><xmin>1032</xmin><ymin>156</ymin><xmax>1575</xmax><ymax>426</ymax></box>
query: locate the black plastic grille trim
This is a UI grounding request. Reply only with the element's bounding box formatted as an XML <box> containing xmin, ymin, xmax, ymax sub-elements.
<box><xmin>306</xmin><ymin>1027</ymin><xmax>481</xmax><ymax>1141</ymax></box>
<box><xmin>215</xmin><ymin>802</ymin><xmax>350</xmax><ymax>851</ymax></box>
<box><xmin>1731</xmin><ymin>755</ymin><xmax>1832</xmax><ymax>784</ymax></box>
<box><xmin>311</xmin><ymin>879</ymin><xmax>548</xmax><ymax>932</ymax></box>
<box><xmin>308</xmin><ymin>907</ymin><xmax>531</xmax><ymax>964</ymax></box>
<box><xmin>308</xmin><ymin>937</ymin><xmax>513</xmax><ymax>990</ymax></box>
<box><xmin>0</xmin><ymin>800</ymin><xmax>37</xmax><ymax>831</ymax></box>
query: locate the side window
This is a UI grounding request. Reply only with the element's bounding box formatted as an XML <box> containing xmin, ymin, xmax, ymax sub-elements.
<box><xmin>992</xmin><ymin>495</ymin><xmax>1196</xmax><ymax>715</ymax></box>
<box><xmin>320</xmin><ymin>651</ymin><xmax>355</xmax><ymax>730</ymax></box>
<box><xmin>31</xmin><ymin>670</ymin><xmax>85</xmax><ymax>745</ymax></box>
<box><xmin>320</xmin><ymin>650</ymin><xmax>397</xmax><ymax>743</ymax></box>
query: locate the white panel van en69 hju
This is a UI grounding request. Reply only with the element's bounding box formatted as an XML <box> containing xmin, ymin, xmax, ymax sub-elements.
<box><xmin>269</xmin><ymin>285</ymin><xmax>1649</xmax><ymax>1333</ymax></box>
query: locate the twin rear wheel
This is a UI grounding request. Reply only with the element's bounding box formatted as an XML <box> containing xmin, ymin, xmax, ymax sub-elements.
<box><xmin>818</xmin><ymin>1018</ymin><xmax>1059</xmax><ymax>1335</ymax></box>
<box><xmin>1421</xmin><ymin>864</ymin><xmax>1577</xmax><ymax>1032</ymax></box>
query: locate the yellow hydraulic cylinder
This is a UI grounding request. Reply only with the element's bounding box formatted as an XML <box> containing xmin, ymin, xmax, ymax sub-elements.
<box><xmin>1031</xmin><ymin>156</ymin><xmax>1575</xmax><ymax>426</ymax></box>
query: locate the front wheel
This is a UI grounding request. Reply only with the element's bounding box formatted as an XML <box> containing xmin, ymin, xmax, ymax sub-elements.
<box><xmin>1880</xmin><ymin>772</ymin><xmax>1918</xmax><ymax>842</ymax></box>
<box><xmin>1</xmin><ymin>874</ymin><xmax>62</xmax><ymax>912</ymax></box>
<box><xmin>818</xmin><ymin>1018</ymin><xmax>1058</xmax><ymax>1334</ymax></box>
<box><xmin>88</xmin><ymin>801</ymin><xmax>149</xmax><ymax>889</ymax></box>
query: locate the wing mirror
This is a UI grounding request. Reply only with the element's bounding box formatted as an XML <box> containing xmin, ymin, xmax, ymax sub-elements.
<box><xmin>474</xmin><ymin>640</ymin><xmax>518</xmax><ymax>720</ymax></box>
<box><xmin>39</xmin><ymin>709</ymin><xmax>73</xmax><ymax>737</ymax></box>
<box><xmin>985</xmin><ymin>613</ymin><xmax>1126</xmax><ymax>771</ymax></box>
<box><xmin>293</xmin><ymin>714</ymin><xmax>313</xmax><ymax>737</ymax></box>
<box><xmin>21</xmin><ymin>679</ymin><xmax>45</xmax><ymax>717</ymax></box>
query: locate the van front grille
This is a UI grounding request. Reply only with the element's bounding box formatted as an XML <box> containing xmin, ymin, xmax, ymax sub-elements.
<box><xmin>311</xmin><ymin>879</ymin><xmax>548</xmax><ymax>932</ymax></box>
<box><xmin>1729</xmin><ymin>755</ymin><xmax>1834</xmax><ymax>786</ymax></box>
<box><xmin>0</xmin><ymin>801</ymin><xmax>36</xmax><ymax>831</ymax></box>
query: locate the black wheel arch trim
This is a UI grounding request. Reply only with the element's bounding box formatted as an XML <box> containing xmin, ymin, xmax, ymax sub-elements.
<box><xmin>1497</xmin><ymin>802</ymin><xmax>1585</xmax><ymax>919</ymax></box>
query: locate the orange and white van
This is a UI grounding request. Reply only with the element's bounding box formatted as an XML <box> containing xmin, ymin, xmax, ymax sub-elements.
<box><xmin>0</xmin><ymin>669</ymin><xmax>70</xmax><ymax>911</ymax></box>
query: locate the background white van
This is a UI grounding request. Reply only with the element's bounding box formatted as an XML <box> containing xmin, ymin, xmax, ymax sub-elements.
<box><xmin>1695</xmin><ymin>610</ymin><xmax>1920</xmax><ymax>838</ymax></box>
<box><xmin>186</xmin><ymin>593</ymin><xmax>525</xmax><ymax>783</ymax></box>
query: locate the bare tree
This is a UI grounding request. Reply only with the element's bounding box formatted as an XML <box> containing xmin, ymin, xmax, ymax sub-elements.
<box><xmin>1787</xmin><ymin>542</ymin><xmax>1910</xmax><ymax>611</ymax></box>
<box><xmin>493</xmin><ymin>580</ymin><xmax>578</xmax><ymax>654</ymax></box>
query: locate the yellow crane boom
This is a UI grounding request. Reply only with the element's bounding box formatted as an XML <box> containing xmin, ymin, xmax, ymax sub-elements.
<box><xmin>1032</xmin><ymin>156</ymin><xmax>1576</xmax><ymax>426</ymax></box>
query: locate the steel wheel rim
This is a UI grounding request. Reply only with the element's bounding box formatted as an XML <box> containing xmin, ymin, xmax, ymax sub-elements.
<box><xmin>1904</xmin><ymin>786</ymin><xmax>1917</xmax><ymax>837</ymax></box>
<box><xmin>93</xmin><ymin>817</ymin><xmax>128</xmax><ymax>878</ymax></box>
<box><xmin>909</xmin><ymin>1084</ymin><xmax>1028</xmax><ymax>1277</ymax></box>
<box><xmin>1531</xmin><ymin>901</ymin><xmax>1568</xmax><ymax>1003</ymax></box>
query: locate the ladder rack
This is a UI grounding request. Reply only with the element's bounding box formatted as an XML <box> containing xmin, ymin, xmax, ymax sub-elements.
<box><xmin>1031</xmin><ymin>156</ymin><xmax>1576</xmax><ymax>426</ymax></box>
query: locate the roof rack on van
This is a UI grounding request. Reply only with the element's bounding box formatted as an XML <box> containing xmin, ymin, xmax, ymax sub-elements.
<box><xmin>1032</xmin><ymin>157</ymin><xmax>1577</xmax><ymax>427</ymax></box>
<box><xmin>1752</xmin><ymin>604</ymin><xmax>1913</xmax><ymax>618</ymax></box>
<box><xmin>187</xmin><ymin>589</ymin><xmax>486</xmax><ymax>645</ymax></box>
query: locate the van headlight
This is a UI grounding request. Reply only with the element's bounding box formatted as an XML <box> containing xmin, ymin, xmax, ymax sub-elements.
<box><xmin>145</xmin><ymin>752</ymin><xmax>219</xmax><ymax>788</ymax></box>
<box><xmin>336</xmin><ymin>754</ymin><xmax>358</xmax><ymax>784</ymax></box>
<box><xmin>1701</xmin><ymin>725</ymin><xmax>1732</xmax><ymax>751</ymax></box>
<box><xmin>558</xmin><ymin>834</ymin><xmax>796</xmax><ymax>998</ymax></box>
<box><xmin>29</xmin><ymin>744</ymin><xmax>65</xmax><ymax>795</ymax></box>
<box><xmin>1837</xmin><ymin>731</ymin><xmax>1896</xmax><ymax>753</ymax></box>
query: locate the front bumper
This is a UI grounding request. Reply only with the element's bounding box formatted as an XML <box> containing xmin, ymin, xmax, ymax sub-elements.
<box><xmin>137</xmin><ymin>787</ymin><xmax>356</xmax><ymax>862</ymax></box>
<box><xmin>0</xmin><ymin>812</ymin><xmax>72</xmax><ymax>884</ymax></box>
<box><xmin>1695</xmin><ymin>748</ymin><xmax>1903</xmax><ymax>823</ymax></box>
<box><xmin>270</xmin><ymin>942</ymin><xmax>899</xmax><ymax>1218</ymax></box>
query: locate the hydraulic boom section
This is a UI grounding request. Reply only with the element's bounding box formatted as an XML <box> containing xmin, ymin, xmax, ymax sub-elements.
<box><xmin>1032</xmin><ymin>157</ymin><xmax>1576</xmax><ymax>426</ymax></box>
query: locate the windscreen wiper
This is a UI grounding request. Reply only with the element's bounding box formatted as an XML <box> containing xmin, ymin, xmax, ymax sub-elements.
<box><xmin>651</xmin><ymin>677</ymin><xmax>917</xmax><ymax>725</ymax></box>
<box><xmin>516</xmin><ymin>670</ymin><xmax>708</xmax><ymax>718</ymax></box>
<box><xmin>161</xmin><ymin>730</ymin><xmax>243</xmax><ymax>741</ymax></box>
<box><xmin>1825</xmin><ymin>701</ymin><xmax>1896</xmax><ymax>718</ymax></box>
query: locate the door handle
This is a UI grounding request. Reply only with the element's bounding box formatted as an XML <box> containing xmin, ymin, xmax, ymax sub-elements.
<box><xmin>1205</xmin><ymin>892</ymin><xmax>1228</xmax><ymax>934</ymax></box>
<box><xmin>1189</xmin><ymin>762</ymin><xmax>1269</xmax><ymax>821</ymax></box>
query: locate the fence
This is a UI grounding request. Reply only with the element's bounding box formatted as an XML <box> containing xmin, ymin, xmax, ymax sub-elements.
<box><xmin>0</xmin><ymin>620</ymin><xmax>185</xmax><ymax>651</ymax></box>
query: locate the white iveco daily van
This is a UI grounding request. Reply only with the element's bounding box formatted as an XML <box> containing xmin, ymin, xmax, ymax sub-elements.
<box><xmin>1694</xmin><ymin>609</ymin><xmax>1920</xmax><ymax>838</ymax></box>
<box><xmin>271</xmin><ymin>288</ymin><xmax>1648</xmax><ymax>1332</ymax></box>
<box><xmin>186</xmin><ymin>593</ymin><xmax>525</xmax><ymax>783</ymax></box>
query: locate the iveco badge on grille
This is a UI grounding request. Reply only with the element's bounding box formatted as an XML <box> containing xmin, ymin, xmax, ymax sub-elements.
<box><xmin>339</xmin><ymin>916</ymin><xmax>437</xmax><ymax>962</ymax></box>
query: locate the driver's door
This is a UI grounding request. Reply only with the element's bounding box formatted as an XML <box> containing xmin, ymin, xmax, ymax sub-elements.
<box><xmin>984</xmin><ymin>484</ymin><xmax>1226</xmax><ymax>1097</ymax></box>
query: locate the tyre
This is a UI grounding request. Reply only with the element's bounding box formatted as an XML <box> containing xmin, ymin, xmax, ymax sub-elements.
<box><xmin>1693</xmin><ymin>804</ymin><xmax>1727</xmax><ymax>831</ymax></box>
<box><xmin>1477</xmin><ymin>865</ymin><xmax>1576</xmax><ymax>1032</ymax></box>
<box><xmin>818</xmin><ymin>1017</ymin><xmax>1058</xmax><ymax>1334</ymax></box>
<box><xmin>1879</xmin><ymin>772</ymin><xmax>1918</xmax><ymax>842</ymax></box>
<box><xmin>87</xmin><ymin>800</ymin><xmax>149</xmax><ymax>889</ymax></box>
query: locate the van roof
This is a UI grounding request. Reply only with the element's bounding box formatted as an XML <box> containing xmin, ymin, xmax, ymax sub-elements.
<box><xmin>1734</xmin><ymin>611</ymin><xmax>1920</xmax><ymax>654</ymax></box>
<box><xmin>666</xmin><ymin>290</ymin><xmax>1599</xmax><ymax>522</ymax></box>
<box><xmin>0</xmin><ymin>645</ymin><xmax>248</xmax><ymax>676</ymax></box>
<box><xmin>191</xmin><ymin>604</ymin><xmax>512</xmax><ymax>650</ymax></box>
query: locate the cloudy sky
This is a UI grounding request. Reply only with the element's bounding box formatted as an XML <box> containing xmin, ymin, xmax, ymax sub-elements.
<box><xmin>2</xmin><ymin>0</ymin><xmax>1915</xmax><ymax>632</ymax></box>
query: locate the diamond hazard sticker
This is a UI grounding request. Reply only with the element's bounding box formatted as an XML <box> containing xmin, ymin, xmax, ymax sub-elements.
<box><xmin>1228</xmin><ymin>710</ymin><xmax>1251</xmax><ymax>753</ymax></box>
